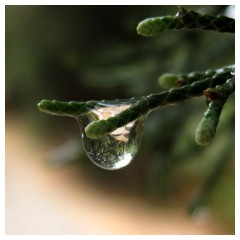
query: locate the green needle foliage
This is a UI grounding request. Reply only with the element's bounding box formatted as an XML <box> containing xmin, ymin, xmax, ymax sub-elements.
<box><xmin>84</xmin><ymin>68</ymin><xmax>234</xmax><ymax>139</ymax></box>
<box><xmin>37</xmin><ymin>6</ymin><xmax>235</xmax><ymax>218</ymax></box>
<box><xmin>38</xmin><ymin>99</ymin><xmax>99</xmax><ymax>117</ymax></box>
<box><xmin>158</xmin><ymin>65</ymin><xmax>234</xmax><ymax>89</ymax></box>
<box><xmin>137</xmin><ymin>6</ymin><xmax>235</xmax><ymax>36</ymax></box>
<box><xmin>39</xmin><ymin>65</ymin><xmax>234</xmax><ymax>140</ymax></box>
<box><xmin>195</xmin><ymin>77</ymin><xmax>235</xmax><ymax>146</ymax></box>
<box><xmin>38</xmin><ymin>6</ymin><xmax>234</xmax><ymax>150</ymax></box>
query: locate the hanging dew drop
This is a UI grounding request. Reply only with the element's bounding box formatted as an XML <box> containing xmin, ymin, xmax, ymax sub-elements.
<box><xmin>76</xmin><ymin>100</ymin><xmax>145</xmax><ymax>170</ymax></box>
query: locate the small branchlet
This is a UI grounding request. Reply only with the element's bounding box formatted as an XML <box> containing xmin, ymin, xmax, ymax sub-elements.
<box><xmin>195</xmin><ymin>78</ymin><xmax>235</xmax><ymax>146</ymax></box>
<box><xmin>38</xmin><ymin>99</ymin><xmax>103</xmax><ymax>117</ymax></box>
<box><xmin>158</xmin><ymin>65</ymin><xmax>234</xmax><ymax>89</ymax></box>
<box><xmin>38</xmin><ymin>65</ymin><xmax>235</xmax><ymax>144</ymax></box>
<box><xmin>137</xmin><ymin>6</ymin><xmax>235</xmax><ymax>37</ymax></box>
<box><xmin>84</xmin><ymin>66</ymin><xmax>234</xmax><ymax>139</ymax></box>
<box><xmin>38</xmin><ymin>7</ymin><xmax>235</xmax><ymax>148</ymax></box>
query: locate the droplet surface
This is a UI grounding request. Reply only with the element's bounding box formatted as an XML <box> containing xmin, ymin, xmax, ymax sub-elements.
<box><xmin>76</xmin><ymin>100</ymin><xmax>145</xmax><ymax>170</ymax></box>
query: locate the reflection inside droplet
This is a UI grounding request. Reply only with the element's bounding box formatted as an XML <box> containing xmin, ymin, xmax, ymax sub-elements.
<box><xmin>76</xmin><ymin>100</ymin><xmax>145</xmax><ymax>170</ymax></box>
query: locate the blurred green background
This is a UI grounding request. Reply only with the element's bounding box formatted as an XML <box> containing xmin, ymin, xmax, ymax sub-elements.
<box><xmin>5</xmin><ymin>5</ymin><xmax>235</xmax><ymax>234</ymax></box>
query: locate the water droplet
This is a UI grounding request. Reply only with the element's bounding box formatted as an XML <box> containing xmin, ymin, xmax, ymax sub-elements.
<box><xmin>76</xmin><ymin>100</ymin><xmax>145</xmax><ymax>170</ymax></box>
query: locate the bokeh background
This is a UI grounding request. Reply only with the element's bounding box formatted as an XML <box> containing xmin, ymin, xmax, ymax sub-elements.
<box><xmin>5</xmin><ymin>5</ymin><xmax>235</xmax><ymax>234</ymax></box>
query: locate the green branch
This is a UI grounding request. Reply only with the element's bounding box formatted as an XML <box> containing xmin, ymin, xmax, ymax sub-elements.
<box><xmin>38</xmin><ymin>99</ymin><xmax>100</xmax><ymax>117</ymax></box>
<box><xmin>37</xmin><ymin>65</ymin><xmax>234</xmax><ymax>142</ymax></box>
<box><xmin>37</xmin><ymin>7</ymin><xmax>235</xmax><ymax>154</ymax></box>
<box><xmin>137</xmin><ymin>7</ymin><xmax>235</xmax><ymax>37</ymax></box>
<box><xmin>85</xmin><ymin>68</ymin><xmax>233</xmax><ymax>139</ymax></box>
<box><xmin>195</xmin><ymin>77</ymin><xmax>235</xmax><ymax>146</ymax></box>
<box><xmin>158</xmin><ymin>65</ymin><xmax>234</xmax><ymax>89</ymax></box>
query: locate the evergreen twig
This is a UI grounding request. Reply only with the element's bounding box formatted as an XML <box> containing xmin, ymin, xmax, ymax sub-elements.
<box><xmin>159</xmin><ymin>65</ymin><xmax>234</xmax><ymax>89</ymax></box>
<box><xmin>38</xmin><ymin>100</ymin><xmax>100</xmax><ymax>117</ymax></box>
<box><xmin>137</xmin><ymin>6</ymin><xmax>235</xmax><ymax>37</ymax></box>
<box><xmin>38</xmin><ymin>6</ymin><xmax>235</xmax><ymax>149</ymax></box>
<box><xmin>195</xmin><ymin>77</ymin><xmax>235</xmax><ymax>146</ymax></box>
<box><xmin>84</xmin><ymin>69</ymin><xmax>234</xmax><ymax>139</ymax></box>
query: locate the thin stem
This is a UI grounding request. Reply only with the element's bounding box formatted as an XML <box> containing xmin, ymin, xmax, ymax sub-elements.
<box><xmin>137</xmin><ymin>7</ymin><xmax>235</xmax><ymax>37</ymax></box>
<box><xmin>159</xmin><ymin>65</ymin><xmax>234</xmax><ymax>89</ymax></box>
<box><xmin>38</xmin><ymin>99</ymin><xmax>99</xmax><ymax>117</ymax></box>
<box><xmin>195</xmin><ymin>78</ymin><xmax>235</xmax><ymax>146</ymax></box>
<box><xmin>85</xmin><ymin>70</ymin><xmax>232</xmax><ymax>139</ymax></box>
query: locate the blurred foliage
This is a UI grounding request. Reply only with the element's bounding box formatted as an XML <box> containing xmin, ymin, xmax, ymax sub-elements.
<box><xmin>5</xmin><ymin>5</ymin><xmax>234</xmax><ymax>230</ymax></box>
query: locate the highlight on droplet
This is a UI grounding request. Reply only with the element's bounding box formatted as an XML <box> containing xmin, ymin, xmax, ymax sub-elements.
<box><xmin>75</xmin><ymin>100</ymin><xmax>145</xmax><ymax>170</ymax></box>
